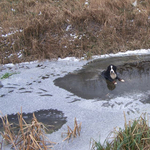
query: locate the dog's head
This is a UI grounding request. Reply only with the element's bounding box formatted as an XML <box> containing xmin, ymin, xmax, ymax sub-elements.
<box><xmin>107</xmin><ymin>65</ymin><xmax>117</xmax><ymax>79</ymax></box>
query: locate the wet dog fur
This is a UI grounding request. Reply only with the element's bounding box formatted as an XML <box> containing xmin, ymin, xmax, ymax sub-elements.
<box><xmin>102</xmin><ymin>64</ymin><xmax>124</xmax><ymax>84</ymax></box>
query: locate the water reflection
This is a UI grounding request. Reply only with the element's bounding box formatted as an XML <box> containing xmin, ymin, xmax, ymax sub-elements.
<box><xmin>105</xmin><ymin>80</ymin><xmax>116</xmax><ymax>91</ymax></box>
<box><xmin>54</xmin><ymin>55</ymin><xmax>150</xmax><ymax>100</ymax></box>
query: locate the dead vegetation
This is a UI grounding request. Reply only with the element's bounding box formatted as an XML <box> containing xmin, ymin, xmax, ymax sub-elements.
<box><xmin>1</xmin><ymin>0</ymin><xmax>150</xmax><ymax>64</ymax></box>
<box><xmin>0</xmin><ymin>111</ymin><xmax>55</xmax><ymax>150</ymax></box>
<box><xmin>62</xmin><ymin>118</ymin><xmax>81</xmax><ymax>142</ymax></box>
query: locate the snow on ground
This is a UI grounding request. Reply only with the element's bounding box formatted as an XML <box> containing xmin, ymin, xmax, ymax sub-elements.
<box><xmin>1</xmin><ymin>49</ymin><xmax>150</xmax><ymax>150</ymax></box>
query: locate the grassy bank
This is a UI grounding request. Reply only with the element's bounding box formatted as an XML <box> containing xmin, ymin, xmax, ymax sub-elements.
<box><xmin>1</xmin><ymin>0</ymin><xmax>150</xmax><ymax>64</ymax></box>
<box><xmin>92</xmin><ymin>113</ymin><xmax>150</xmax><ymax>150</ymax></box>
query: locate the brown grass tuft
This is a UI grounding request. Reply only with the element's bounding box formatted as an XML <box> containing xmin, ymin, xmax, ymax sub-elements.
<box><xmin>62</xmin><ymin>118</ymin><xmax>81</xmax><ymax>142</ymax></box>
<box><xmin>0</xmin><ymin>110</ymin><xmax>55</xmax><ymax>149</ymax></box>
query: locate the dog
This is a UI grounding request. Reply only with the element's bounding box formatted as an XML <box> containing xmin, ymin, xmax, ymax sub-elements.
<box><xmin>102</xmin><ymin>64</ymin><xmax>125</xmax><ymax>84</ymax></box>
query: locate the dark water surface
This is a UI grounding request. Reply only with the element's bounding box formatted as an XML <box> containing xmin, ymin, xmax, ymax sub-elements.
<box><xmin>54</xmin><ymin>55</ymin><xmax>150</xmax><ymax>100</ymax></box>
<box><xmin>0</xmin><ymin>109</ymin><xmax>67</xmax><ymax>133</ymax></box>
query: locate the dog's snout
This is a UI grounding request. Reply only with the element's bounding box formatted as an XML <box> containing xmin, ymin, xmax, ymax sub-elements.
<box><xmin>110</xmin><ymin>65</ymin><xmax>115</xmax><ymax>73</ymax></box>
<box><xmin>110</xmin><ymin>70</ymin><xmax>114</xmax><ymax>73</ymax></box>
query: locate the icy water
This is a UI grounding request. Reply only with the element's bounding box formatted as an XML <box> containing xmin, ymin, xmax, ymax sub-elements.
<box><xmin>0</xmin><ymin>109</ymin><xmax>67</xmax><ymax>133</ymax></box>
<box><xmin>54</xmin><ymin>55</ymin><xmax>150</xmax><ymax>101</ymax></box>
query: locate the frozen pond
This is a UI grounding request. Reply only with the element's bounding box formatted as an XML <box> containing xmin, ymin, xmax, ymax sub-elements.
<box><xmin>1</xmin><ymin>50</ymin><xmax>150</xmax><ymax>150</ymax></box>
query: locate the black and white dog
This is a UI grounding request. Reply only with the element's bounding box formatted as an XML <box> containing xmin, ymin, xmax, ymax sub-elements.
<box><xmin>102</xmin><ymin>64</ymin><xmax>125</xmax><ymax>84</ymax></box>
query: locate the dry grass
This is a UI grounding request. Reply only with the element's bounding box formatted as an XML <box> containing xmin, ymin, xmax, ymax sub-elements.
<box><xmin>1</xmin><ymin>0</ymin><xmax>150</xmax><ymax>64</ymax></box>
<box><xmin>62</xmin><ymin>118</ymin><xmax>81</xmax><ymax>142</ymax></box>
<box><xmin>0</xmin><ymin>110</ymin><xmax>55</xmax><ymax>150</ymax></box>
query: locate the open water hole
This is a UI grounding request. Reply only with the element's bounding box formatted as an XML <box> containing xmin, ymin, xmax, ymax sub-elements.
<box><xmin>0</xmin><ymin>109</ymin><xmax>67</xmax><ymax>134</ymax></box>
<box><xmin>54</xmin><ymin>54</ymin><xmax>150</xmax><ymax>101</ymax></box>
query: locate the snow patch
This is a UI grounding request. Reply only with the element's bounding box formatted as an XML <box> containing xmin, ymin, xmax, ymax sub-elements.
<box><xmin>2</xmin><ymin>29</ymin><xmax>23</xmax><ymax>38</ymax></box>
<box><xmin>92</xmin><ymin>49</ymin><xmax>150</xmax><ymax>60</ymax></box>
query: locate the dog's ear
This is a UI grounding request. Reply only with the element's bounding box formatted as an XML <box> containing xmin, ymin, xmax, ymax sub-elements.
<box><xmin>107</xmin><ymin>65</ymin><xmax>111</xmax><ymax>71</ymax></box>
<box><xmin>113</xmin><ymin>65</ymin><xmax>117</xmax><ymax>72</ymax></box>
